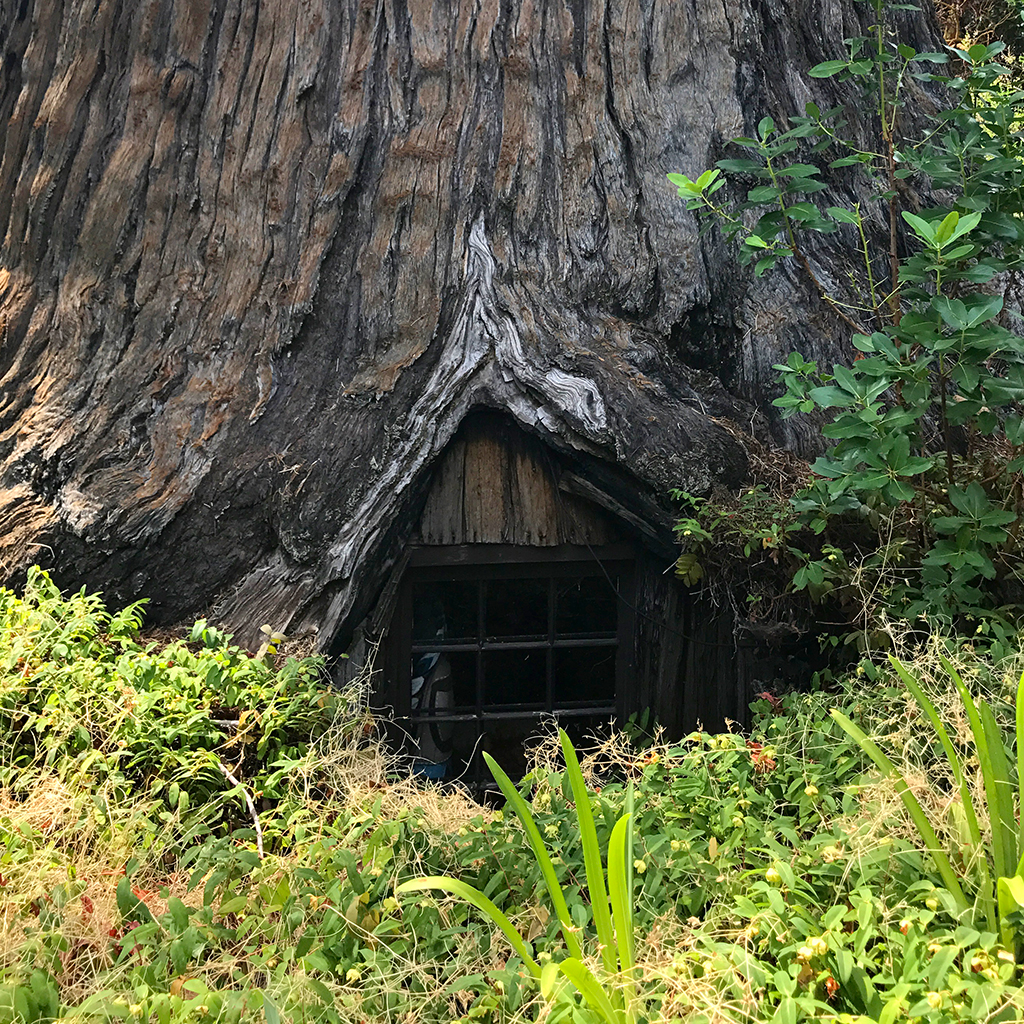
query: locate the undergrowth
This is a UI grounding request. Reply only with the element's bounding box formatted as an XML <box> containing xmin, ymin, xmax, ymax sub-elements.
<box><xmin>2</xmin><ymin>571</ymin><xmax>1023</xmax><ymax>1022</ymax></box>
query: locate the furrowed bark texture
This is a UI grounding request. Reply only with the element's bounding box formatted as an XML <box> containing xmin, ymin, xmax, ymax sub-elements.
<box><xmin>0</xmin><ymin>0</ymin><xmax>942</xmax><ymax>646</ymax></box>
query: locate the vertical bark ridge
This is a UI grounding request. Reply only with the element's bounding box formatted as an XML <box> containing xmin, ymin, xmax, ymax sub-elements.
<box><xmin>0</xmin><ymin>0</ymin><xmax>943</xmax><ymax>643</ymax></box>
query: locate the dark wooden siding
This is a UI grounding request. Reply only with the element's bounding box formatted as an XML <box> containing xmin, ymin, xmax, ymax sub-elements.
<box><xmin>631</xmin><ymin>550</ymin><xmax>752</xmax><ymax>733</ymax></box>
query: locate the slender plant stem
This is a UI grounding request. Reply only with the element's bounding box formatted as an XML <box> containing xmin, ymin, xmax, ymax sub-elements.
<box><xmin>219</xmin><ymin>762</ymin><xmax>264</xmax><ymax>858</ymax></box>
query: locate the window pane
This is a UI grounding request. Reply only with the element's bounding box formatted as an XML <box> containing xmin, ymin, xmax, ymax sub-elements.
<box><xmin>410</xmin><ymin>650</ymin><xmax>476</xmax><ymax>713</ymax></box>
<box><xmin>412</xmin><ymin>580</ymin><xmax>478</xmax><ymax>644</ymax></box>
<box><xmin>553</xmin><ymin>646</ymin><xmax>616</xmax><ymax>704</ymax></box>
<box><xmin>485</xmin><ymin>578</ymin><xmax>548</xmax><ymax>639</ymax></box>
<box><xmin>483</xmin><ymin>649</ymin><xmax>546</xmax><ymax>707</ymax></box>
<box><xmin>440</xmin><ymin>650</ymin><xmax>477</xmax><ymax>709</ymax></box>
<box><xmin>555</xmin><ymin>576</ymin><xmax>618</xmax><ymax>636</ymax></box>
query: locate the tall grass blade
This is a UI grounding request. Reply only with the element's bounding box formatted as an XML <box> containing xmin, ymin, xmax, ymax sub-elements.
<box><xmin>608</xmin><ymin>813</ymin><xmax>636</xmax><ymax>1024</ymax></box>
<box><xmin>481</xmin><ymin>751</ymin><xmax>584</xmax><ymax>961</ymax></box>
<box><xmin>1016</xmin><ymin>670</ymin><xmax>1024</xmax><ymax>866</ymax></box>
<box><xmin>980</xmin><ymin>700</ymin><xmax>1017</xmax><ymax>882</ymax></box>
<box><xmin>557</xmin><ymin>957</ymin><xmax>625</xmax><ymax>1024</ymax></box>
<box><xmin>997</xmin><ymin>874</ymin><xmax>1024</xmax><ymax>955</ymax></box>
<box><xmin>395</xmin><ymin>876</ymin><xmax>542</xmax><ymax>977</ymax></box>
<box><xmin>893</xmin><ymin>656</ymin><xmax>982</xmax><ymax>845</ymax></box>
<box><xmin>831</xmin><ymin>710</ymin><xmax>970</xmax><ymax>913</ymax></box>
<box><xmin>945</xmin><ymin>661</ymin><xmax>1012</xmax><ymax>881</ymax></box>
<box><xmin>899</xmin><ymin>657</ymin><xmax>994</xmax><ymax>928</ymax></box>
<box><xmin>559</xmin><ymin>730</ymin><xmax>617</xmax><ymax>978</ymax></box>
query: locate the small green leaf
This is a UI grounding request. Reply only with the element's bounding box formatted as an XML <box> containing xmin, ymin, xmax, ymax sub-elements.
<box><xmin>902</xmin><ymin>211</ymin><xmax>937</xmax><ymax>243</ymax></box>
<box><xmin>827</xmin><ymin>206</ymin><xmax>860</xmax><ymax>224</ymax></box>
<box><xmin>809</xmin><ymin>60</ymin><xmax>849</xmax><ymax>78</ymax></box>
<box><xmin>934</xmin><ymin>210</ymin><xmax>960</xmax><ymax>245</ymax></box>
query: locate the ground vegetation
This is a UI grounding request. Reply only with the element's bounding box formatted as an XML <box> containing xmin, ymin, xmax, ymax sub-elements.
<box><xmin>2</xmin><ymin>573</ymin><xmax>1023</xmax><ymax>1023</ymax></box>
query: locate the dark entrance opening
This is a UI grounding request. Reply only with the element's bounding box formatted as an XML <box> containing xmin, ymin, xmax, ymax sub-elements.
<box><xmin>373</xmin><ymin>409</ymin><xmax>756</xmax><ymax>785</ymax></box>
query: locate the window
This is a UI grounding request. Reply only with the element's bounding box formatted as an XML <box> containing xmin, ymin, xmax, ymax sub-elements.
<box><xmin>383</xmin><ymin>545</ymin><xmax>635</xmax><ymax>784</ymax></box>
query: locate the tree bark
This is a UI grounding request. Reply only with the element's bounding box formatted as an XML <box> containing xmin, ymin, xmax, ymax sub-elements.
<box><xmin>0</xmin><ymin>0</ymin><xmax>943</xmax><ymax>647</ymax></box>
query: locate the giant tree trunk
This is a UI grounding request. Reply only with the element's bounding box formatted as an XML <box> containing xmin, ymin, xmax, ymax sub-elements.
<box><xmin>0</xmin><ymin>0</ymin><xmax>943</xmax><ymax>649</ymax></box>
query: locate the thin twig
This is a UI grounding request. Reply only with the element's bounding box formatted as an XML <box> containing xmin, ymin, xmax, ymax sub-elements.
<box><xmin>218</xmin><ymin>762</ymin><xmax>264</xmax><ymax>858</ymax></box>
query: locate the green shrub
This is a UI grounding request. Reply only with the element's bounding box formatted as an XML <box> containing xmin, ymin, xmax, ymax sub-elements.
<box><xmin>671</xmin><ymin>0</ymin><xmax>1024</xmax><ymax>628</ymax></box>
<box><xmin>0</xmin><ymin>568</ymin><xmax>337</xmax><ymax>824</ymax></box>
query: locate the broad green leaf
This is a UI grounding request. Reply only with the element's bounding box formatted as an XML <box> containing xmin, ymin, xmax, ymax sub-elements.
<box><xmin>667</xmin><ymin>172</ymin><xmax>702</xmax><ymax>196</ymax></box>
<box><xmin>773</xmin><ymin>996</ymin><xmax>798</xmax><ymax>1024</ymax></box>
<box><xmin>965</xmin><ymin>294</ymin><xmax>1004</xmax><ymax>327</ymax></box>
<box><xmin>695</xmin><ymin>168</ymin><xmax>721</xmax><ymax>190</ymax></box>
<box><xmin>831</xmin><ymin>364</ymin><xmax>860</xmax><ymax>394</ymax></box>
<box><xmin>828</xmin><ymin>206</ymin><xmax>860</xmax><ymax>224</ymax></box>
<box><xmin>717</xmin><ymin>158</ymin><xmax>766</xmax><ymax>173</ymax></box>
<box><xmin>934</xmin><ymin>210</ymin><xmax>960</xmax><ymax>245</ymax></box>
<box><xmin>809</xmin><ymin>60</ymin><xmax>849</xmax><ymax>78</ymax></box>
<box><xmin>777</xmin><ymin>163</ymin><xmax>821</xmax><ymax>178</ymax></box>
<box><xmin>540</xmin><ymin>961</ymin><xmax>560</xmax><ymax>1000</ymax></box>
<box><xmin>902</xmin><ymin>211</ymin><xmax>937</xmax><ymax>243</ymax></box>
<box><xmin>116</xmin><ymin>876</ymin><xmax>155</xmax><ymax>925</ymax></box>
<box><xmin>808</xmin><ymin>386</ymin><xmax>856</xmax><ymax>408</ymax></box>
<box><xmin>946</xmin><ymin>211</ymin><xmax>982</xmax><ymax>243</ymax></box>
<box><xmin>934</xmin><ymin>295</ymin><xmax>969</xmax><ymax>329</ymax></box>
<box><xmin>998</xmin><ymin>873</ymin><xmax>1024</xmax><ymax>953</ymax></box>
<box><xmin>264</xmin><ymin>995</ymin><xmax>281</xmax><ymax>1024</ymax></box>
<box><xmin>830</xmin><ymin>155</ymin><xmax>865</xmax><ymax>168</ymax></box>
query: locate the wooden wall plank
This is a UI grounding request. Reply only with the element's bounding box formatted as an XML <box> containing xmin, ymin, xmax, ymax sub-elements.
<box><xmin>462</xmin><ymin>431</ymin><xmax>507</xmax><ymax>542</ymax></box>
<box><xmin>418</xmin><ymin>435</ymin><xmax>466</xmax><ymax>544</ymax></box>
<box><xmin>414</xmin><ymin>411</ymin><xmax>620</xmax><ymax>547</ymax></box>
